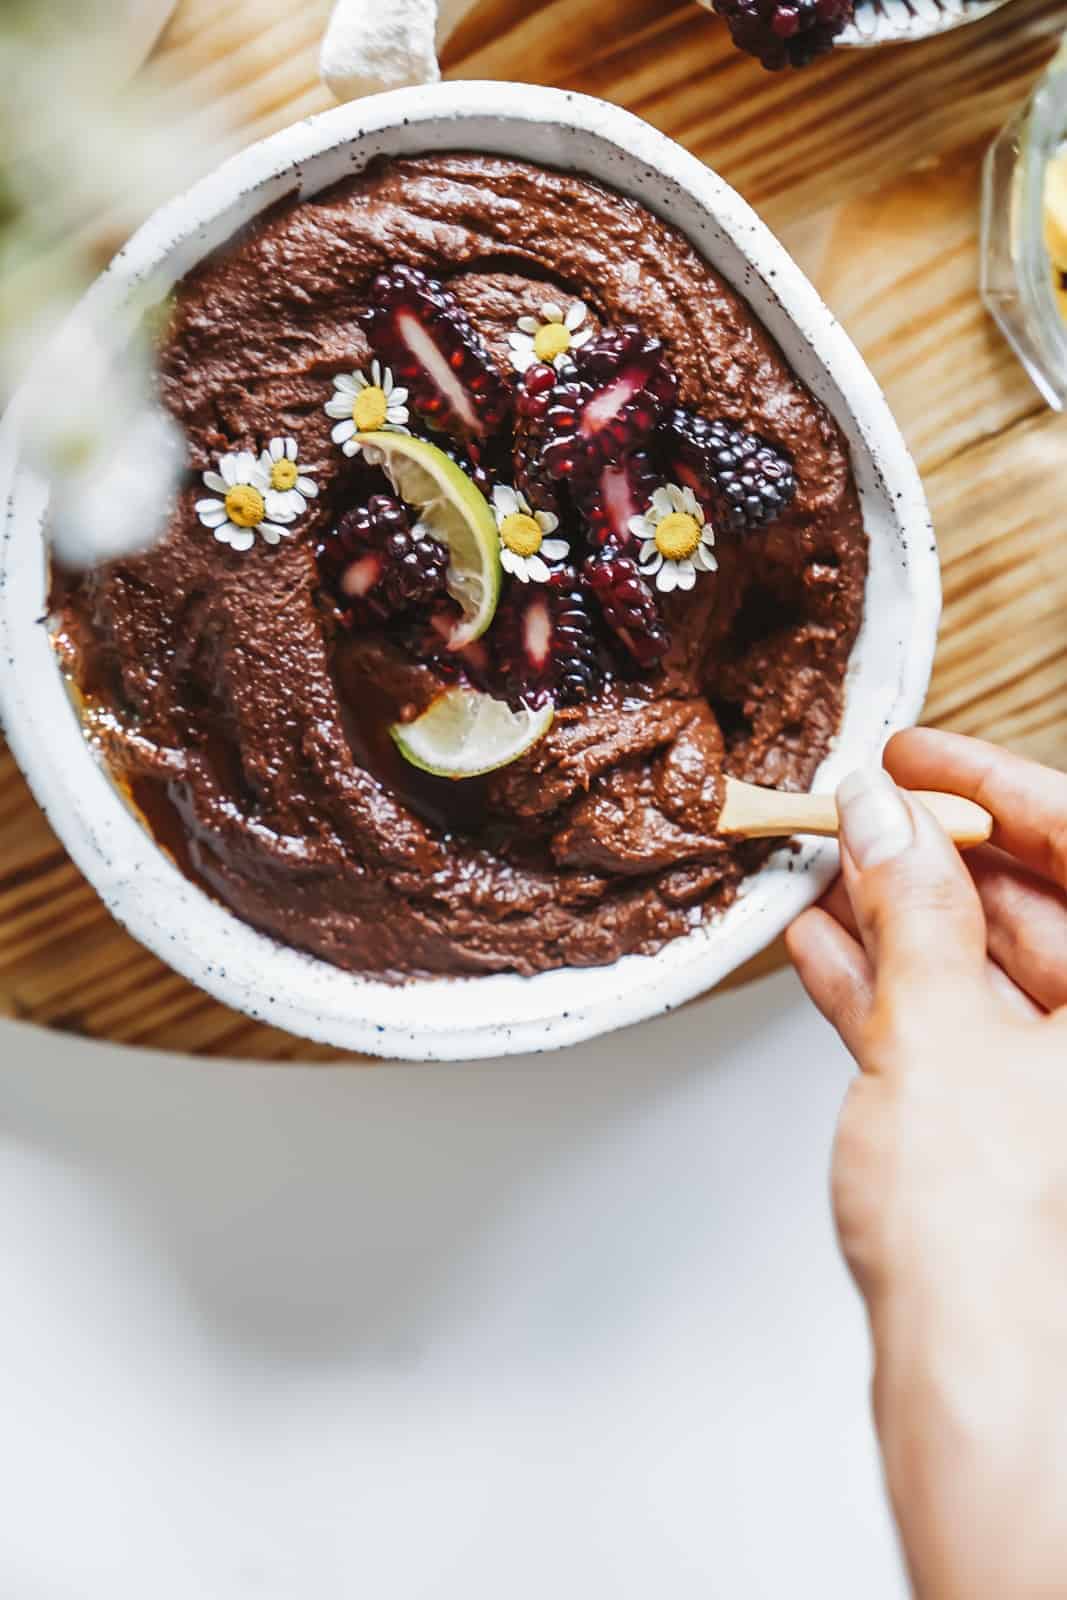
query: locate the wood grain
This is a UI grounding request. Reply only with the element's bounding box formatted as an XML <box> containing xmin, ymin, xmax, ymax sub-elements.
<box><xmin>2</xmin><ymin>0</ymin><xmax>1063</xmax><ymax>1058</ymax></box>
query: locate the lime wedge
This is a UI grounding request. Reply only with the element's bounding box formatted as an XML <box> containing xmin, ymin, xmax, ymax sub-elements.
<box><xmin>1044</xmin><ymin>147</ymin><xmax>1067</xmax><ymax>272</ymax></box>
<box><xmin>391</xmin><ymin>687</ymin><xmax>554</xmax><ymax>779</ymax></box>
<box><xmin>356</xmin><ymin>431</ymin><xmax>501</xmax><ymax>648</ymax></box>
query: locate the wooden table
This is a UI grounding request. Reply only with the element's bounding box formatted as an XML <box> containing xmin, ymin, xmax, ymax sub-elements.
<box><xmin>2</xmin><ymin>0</ymin><xmax>1064</xmax><ymax>1059</ymax></box>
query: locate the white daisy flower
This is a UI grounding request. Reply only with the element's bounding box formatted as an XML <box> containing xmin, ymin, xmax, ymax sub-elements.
<box><xmin>630</xmin><ymin>483</ymin><xmax>717</xmax><ymax>594</ymax></box>
<box><xmin>195</xmin><ymin>450</ymin><xmax>294</xmax><ymax>552</ymax></box>
<box><xmin>492</xmin><ymin>484</ymin><xmax>569</xmax><ymax>584</ymax></box>
<box><xmin>324</xmin><ymin>360</ymin><xmax>410</xmax><ymax>459</ymax></box>
<box><xmin>508</xmin><ymin>300</ymin><xmax>592</xmax><ymax>374</ymax></box>
<box><xmin>259</xmin><ymin>436</ymin><xmax>319</xmax><ymax>520</ymax></box>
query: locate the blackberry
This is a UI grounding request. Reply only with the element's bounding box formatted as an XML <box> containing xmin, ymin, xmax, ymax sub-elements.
<box><xmin>661</xmin><ymin>409</ymin><xmax>796</xmax><ymax>533</ymax></box>
<box><xmin>540</xmin><ymin>327</ymin><xmax>677</xmax><ymax>485</ymax></box>
<box><xmin>361</xmin><ymin>264</ymin><xmax>512</xmax><ymax>440</ymax></box>
<box><xmin>513</xmin><ymin>361</ymin><xmax>564</xmax><ymax>516</ymax></box>
<box><xmin>549</xmin><ymin>570</ymin><xmax>602</xmax><ymax>707</ymax></box>
<box><xmin>582</xmin><ymin>554</ymin><xmax>669</xmax><ymax>668</ymax></box>
<box><xmin>578</xmin><ymin>451</ymin><xmax>660</xmax><ymax>553</ymax></box>
<box><xmin>316</xmin><ymin>495</ymin><xmax>448</xmax><ymax>623</ymax></box>
<box><xmin>491</xmin><ymin>570</ymin><xmax>604</xmax><ymax>711</ymax></box>
<box><xmin>712</xmin><ymin>0</ymin><xmax>853</xmax><ymax>70</ymax></box>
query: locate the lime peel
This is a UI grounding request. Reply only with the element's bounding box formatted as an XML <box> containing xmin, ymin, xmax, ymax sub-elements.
<box><xmin>391</xmin><ymin>687</ymin><xmax>554</xmax><ymax>780</ymax></box>
<box><xmin>355</xmin><ymin>431</ymin><xmax>501</xmax><ymax>647</ymax></box>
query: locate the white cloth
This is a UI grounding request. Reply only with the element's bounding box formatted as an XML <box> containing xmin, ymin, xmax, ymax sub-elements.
<box><xmin>320</xmin><ymin>0</ymin><xmax>478</xmax><ymax>101</ymax></box>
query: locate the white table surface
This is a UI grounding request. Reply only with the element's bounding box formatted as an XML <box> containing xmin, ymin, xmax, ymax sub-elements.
<box><xmin>0</xmin><ymin>969</ymin><xmax>906</xmax><ymax>1598</ymax></box>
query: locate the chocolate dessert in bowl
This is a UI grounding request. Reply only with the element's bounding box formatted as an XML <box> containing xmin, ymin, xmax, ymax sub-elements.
<box><xmin>0</xmin><ymin>84</ymin><xmax>938</xmax><ymax>1059</ymax></box>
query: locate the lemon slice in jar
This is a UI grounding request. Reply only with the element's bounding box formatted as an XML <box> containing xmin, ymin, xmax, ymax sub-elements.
<box><xmin>391</xmin><ymin>688</ymin><xmax>554</xmax><ymax>779</ymax></box>
<box><xmin>356</xmin><ymin>432</ymin><xmax>501</xmax><ymax>648</ymax></box>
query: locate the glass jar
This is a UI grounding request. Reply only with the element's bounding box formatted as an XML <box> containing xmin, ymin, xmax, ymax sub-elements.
<box><xmin>981</xmin><ymin>40</ymin><xmax>1067</xmax><ymax>410</ymax></box>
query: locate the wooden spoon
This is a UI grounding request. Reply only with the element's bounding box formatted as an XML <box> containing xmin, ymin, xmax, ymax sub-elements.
<box><xmin>718</xmin><ymin>777</ymin><xmax>993</xmax><ymax>848</ymax></box>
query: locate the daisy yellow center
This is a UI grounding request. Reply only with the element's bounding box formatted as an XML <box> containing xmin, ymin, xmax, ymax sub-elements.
<box><xmin>500</xmin><ymin>512</ymin><xmax>543</xmax><ymax>558</ymax></box>
<box><xmin>270</xmin><ymin>458</ymin><xmax>299</xmax><ymax>491</ymax></box>
<box><xmin>533</xmin><ymin>322</ymin><xmax>571</xmax><ymax>363</ymax></box>
<box><xmin>224</xmin><ymin>484</ymin><xmax>265</xmax><ymax>528</ymax></box>
<box><xmin>353</xmin><ymin>386</ymin><xmax>388</xmax><ymax>430</ymax></box>
<box><xmin>654</xmin><ymin>511</ymin><xmax>701</xmax><ymax>562</ymax></box>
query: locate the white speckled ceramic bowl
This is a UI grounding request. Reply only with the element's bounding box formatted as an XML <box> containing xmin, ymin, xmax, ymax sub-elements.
<box><xmin>0</xmin><ymin>83</ymin><xmax>937</xmax><ymax>1061</ymax></box>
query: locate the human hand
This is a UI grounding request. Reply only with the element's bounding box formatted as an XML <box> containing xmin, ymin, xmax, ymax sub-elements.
<box><xmin>787</xmin><ymin>728</ymin><xmax>1067</xmax><ymax>1600</ymax></box>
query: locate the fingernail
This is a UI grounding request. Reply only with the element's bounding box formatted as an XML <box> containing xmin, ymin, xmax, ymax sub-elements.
<box><xmin>837</xmin><ymin>767</ymin><xmax>914</xmax><ymax>870</ymax></box>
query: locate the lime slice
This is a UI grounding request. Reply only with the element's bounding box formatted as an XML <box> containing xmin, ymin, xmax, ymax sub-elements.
<box><xmin>357</xmin><ymin>431</ymin><xmax>501</xmax><ymax>648</ymax></box>
<box><xmin>391</xmin><ymin>687</ymin><xmax>554</xmax><ymax>779</ymax></box>
<box><xmin>1044</xmin><ymin>147</ymin><xmax>1067</xmax><ymax>272</ymax></box>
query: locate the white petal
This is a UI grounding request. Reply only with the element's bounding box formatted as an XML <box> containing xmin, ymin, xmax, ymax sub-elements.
<box><xmin>540</xmin><ymin>539</ymin><xmax>569</xmax><ymax>562</ymax></box>
<box><xmin>213</xmin><ymin>524</ymin><xmax>234</xmax><ymax>545</ymax></box>
<box><xmin>693</xmin><ymin>546</ymin><xmax>718</xmax><ymax>572</ymax></box>
<box><xmin>287</xmin><ymin>436</ymin><xmax>299</xmax><ymax>459</ymax></box>
<box><xmin>333</xmin><ymin>372</ymin><xmax>358</xmax><ymax>395</ymax></box>
<box><xmin>198</xmin><ymin>506</ymin><xmax>228</xmax><ymax>529</ymax></box>
<box><xmin>526</xmin><ymin>556</ymin><xmax>551</xmax><ymax>584</ymax></box>
<box><xmin>265</xmin><ymin>489</ymin><xmax>302</xmax><ymax>519</ymax></box>
<box><xmin>657</xmin><ymin>564</ymin><xmax>678</xmax><ymax>594</ymax></box>
<box><xmin>267</xmin><ymin>436</ymin><xmax>283</xmax><ymax>461</ymax></box>
<box><xmin>540</xmin><ymin>302</ymin><xmax>563</xmax><ymax>323</ymax></box>
<box><xmin>219</xmin><ymin>453</ymin><xmax>239</xmax><ymax>486</ymax></box>
<box><xmin>565</xmin><ymin>301</ymin><xmax>587</xmax><ymax>330</ymax></box>
<box><xmin>324</xmin><ymin>395</ymin><xmax>354</xmax><ymax>419</ymax></box>
<box><xmin>296</xmin><ymin>475</ymin><xmax>318</xmax><ymax>497</ymax></box>
<box><xmin>389</xmin><ymin>386</ymin><xmax>409</xmax><ymax>406</ymax></box>
<box><xmin>500</xmin><ymin>548</ymin><xmax>521</xmax><ymax>577</ymax></box>
<box><xmin>332</xmin><ymin>418</ymin><xmax>357</xmax><ymax>444</ymax></box>
<box><xmin>509</xmin><ymin>331</ymin><xmax>534</xmax><ymax>349</ymax></box>
<box><xmin>231</xmin><ymin>528</ymin><xmax>256</xmax><ymax>552</ymax></box>
<box><xmin>511</xmin><ymin>349</ymin><xmax>537</xmax><ymax>374</ymax></box>
<box><xmin>341</xmin><ymin>437</ymin><xmax>361</xmax><ymax>458</ymax></box>
<box><xmin>666</xmin><ymin>483</ymin><xmax>686</xmax><ymax>512</ymax></box>
<box><xmin>517</xmin><ymin>317</ymin><xmax>540</xmax><ymax>335</ymax></box>
<box><xmin>370</xmin><ymin>359</ymin><xmax>382</xmax><ymax>388</ymax></box>
<box><xmin>385</xmin><ymin>423</ymin><xmax>410</xmax><ymax>438</ymax></box>
<box><xmin>235</xmin><ymin>450</ymin><xmax>258</xmax><ymax>483</ymax></box>
<box><xmin>195</xmin><ymin>496</ymin><xmax>223</xmax><ymax>515</ymax></box>
<box><xmin>249</xmin><ymin>463</ymin><xmax>271</xmax><ymax>492</ymax></box>
<box><xmin>569</xmin><ymin>327</ymin><xmax>593</xmax><ymax>349</ymax></box>
<box><xmin>675</xmin><ymin>560</ymin><xmax>697</xmax><ymax>590</ymax></box>
<box><xmin>387</xmin><ymin>404</ymin><xmax>410</xmax><ymax>426</ymax></box>
<box><xmin>700</xmin><ymin>525</ymin><xmax>716</xmax><ymax>546</ymax></box>
<box><xmin>639</xmin><ymin>556</ymin><xmax>663</xmax><ymax>577</ymax></box>
<box><xmin>639</xmin><ymin>538</ymin><xmax>658</xmax><ymax>562</ymax></box>
<box><xmin>651</xmin><ymin>487</ymin><xmax>673</xmax><ymax>519</ymax></box>
<box><xmin>535</xmin><ymin>510</ymin><xmax>559</xmax><ymax>535</ymax></box>
<box><xmin>681</xmin><ymin>487</ymin><xmax>701</xmax><ymax>519</ymax></box>
<box><xmin>493</xmin><ymin>485</ymin><xmax>519</xmax><ymax>517</ymax></box>
<box><xmin>202</xmin><ymin>470</ymin><xmax>227</xmax><ymax>494</ymax></box>
<box><xmin>630</xmin><ymin>515</ymin><xmax>653</xmax><ymax>538</ymax></box>
<box><xmin>260</xmin><ymin>524</ymin><xmax>285</xmax><ymax>545</ymax></box>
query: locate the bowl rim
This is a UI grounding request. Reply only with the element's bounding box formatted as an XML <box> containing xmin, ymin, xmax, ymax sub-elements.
<box><xmin>0</xmin><ymin>81</ymin><xmax>939</xmax><ymax>1061</ymax></box>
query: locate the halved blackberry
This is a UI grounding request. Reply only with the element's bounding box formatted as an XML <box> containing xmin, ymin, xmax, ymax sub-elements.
<box><xmin>540</xmin><ymin>327</ymin><xmax>677</xmax><ymax>485</ymax></box>
<box><xmin>578</xmin><ymin>451</ymin><xmax>660</xmax><ymax>553</ymax></box>
<box><xmin>361</xmin><ymin>264</ymin><xmax>512</xmax><ymax>440</ymax></box>
<box><xmin>550</xmin><ymin>570</ymin><xmax>602</xmax><ymax>707</ymax></box>
<box><xmin>490</xmin><ymin>570</ymin><xmax>603</xmax><ymax>711</ymax></box>
<box><xmin>712</xmin><ymin>0</ymin><xmax>853</xmax><ymax>69</ymax></box>
<box><xmin>513</xmin><ymin>361</ymin><xmax>564</xmax><ymax>516</ymax></box>
<box><xmin>661</xmin><ymin>409</ymin><xmax>796</xmax><ymax>534</ymax></box>
<box><xmin>316</xmin><ymin>495</ymin><xmax>448</xmax><ymax>623</ymax></box>
<box><xmin>582</xmin><ymin>554</ymin><xmax>669</xmax><ymax>668</ymax></box>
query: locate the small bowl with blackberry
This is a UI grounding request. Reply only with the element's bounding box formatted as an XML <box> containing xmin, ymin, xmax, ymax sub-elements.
<box><xmin>0</xmin><ymin>82</ymin><xmax>937</xmax><ymax>1059</ymax></box>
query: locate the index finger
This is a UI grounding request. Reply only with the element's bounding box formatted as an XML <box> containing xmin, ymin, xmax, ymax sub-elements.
<box><xmin>884</xmin><ymin>728</ymin><xmax>1067</xmax><ymax>890</ymax></box>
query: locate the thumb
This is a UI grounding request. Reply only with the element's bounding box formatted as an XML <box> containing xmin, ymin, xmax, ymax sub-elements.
<box><xmin>837</xmin><ymin>767</ymin><xmax>988</xmax><ymax>1004</ymax></box>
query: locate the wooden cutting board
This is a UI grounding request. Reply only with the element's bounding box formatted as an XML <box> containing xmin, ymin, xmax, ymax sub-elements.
<box><xmin>2</xmin><ymin>0</ymin><xmax>1064</xmax><ymax>1060</ymax></box>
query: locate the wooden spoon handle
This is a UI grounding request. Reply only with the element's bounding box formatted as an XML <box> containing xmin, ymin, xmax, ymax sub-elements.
<box><xmin>718</xmin><ymin>780</ymin><xmax>993</xmax><ymax>847</ymax></box>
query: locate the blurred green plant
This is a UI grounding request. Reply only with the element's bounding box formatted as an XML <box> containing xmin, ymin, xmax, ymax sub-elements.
<box><xmin>0</xmin><ymin>0</ymin><xmax>209</xmax><ymax>565</ymax></box>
